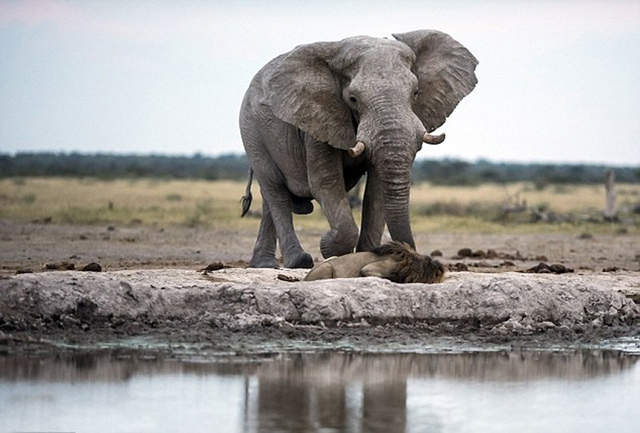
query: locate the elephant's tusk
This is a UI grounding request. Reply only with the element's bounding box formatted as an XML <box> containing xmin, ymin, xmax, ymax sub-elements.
<box><xmin>348</xmin><ymin>141</ymin><xmax>366</xmax><ymax>157</ymax></box>
<box><xmin>423</xmin><ymin>132</ymin><xmax>446</xmax><ymax>145</ymax></box>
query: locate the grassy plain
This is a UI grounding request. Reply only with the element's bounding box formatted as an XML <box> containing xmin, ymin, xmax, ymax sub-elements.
<box><xmin>0</xmin><ymin>177</ymin><xmax>638</xmax><ymax>234</ymax></box>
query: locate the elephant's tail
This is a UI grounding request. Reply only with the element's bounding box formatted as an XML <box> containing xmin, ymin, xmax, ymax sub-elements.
<box><xmin>240</xmin><ymin>168</ymin><xmax>253</xmax><ymax>217</ymax></box>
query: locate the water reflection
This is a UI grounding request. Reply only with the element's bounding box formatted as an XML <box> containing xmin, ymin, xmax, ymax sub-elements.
<box><xmin>1</xmin><ymin>349</ymin><xmax>639</xmax><ymax>433</ymax></box>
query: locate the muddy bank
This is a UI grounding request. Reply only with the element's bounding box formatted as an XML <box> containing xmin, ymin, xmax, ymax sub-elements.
<box><xmin>1</xmin><ymin>268</ymin><xmax>639</xmax><ymax>353</ymax></box>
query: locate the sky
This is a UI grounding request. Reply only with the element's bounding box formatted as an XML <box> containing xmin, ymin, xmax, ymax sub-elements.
<box><xmin>1</xmin><ymin>0</ymin><xmax>639</xmax><ymax>165</ymax></box>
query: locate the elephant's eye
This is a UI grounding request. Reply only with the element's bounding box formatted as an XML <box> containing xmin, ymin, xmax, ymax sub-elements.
<box><xmin>349</xmin><ymin>96</ymin><xmax>357</xmax><ymax>104</ymax></box>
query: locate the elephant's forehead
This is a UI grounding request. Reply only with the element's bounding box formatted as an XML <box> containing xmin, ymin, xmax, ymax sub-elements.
<box><xmin>337</xmin><ymin>36</ymin><xmax>415</xmax><ymax>65</ymax></box>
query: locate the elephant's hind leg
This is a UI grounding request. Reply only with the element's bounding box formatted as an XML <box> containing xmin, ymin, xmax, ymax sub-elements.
<box><xmin>257</xmin><ymin>183</ymin><xmax>313</xmax><ymax>269</ymax></box>
<box><xmin>249</xmin><ymin>201</ymin><xmax>278</xmax><ymax>268</ymax></box>
<box><xmin>242</xmin><ymin>126</ymin><xmax>313</xmax><ymax>268</ymax></box>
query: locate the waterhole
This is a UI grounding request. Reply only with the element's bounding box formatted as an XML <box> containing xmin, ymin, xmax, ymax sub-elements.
<box><xmin>1</xmin><ymin>348</ymin><xmax>639</xmax><ymax>432</ymax></box>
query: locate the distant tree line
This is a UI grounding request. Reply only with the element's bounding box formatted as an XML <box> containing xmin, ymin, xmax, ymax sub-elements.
<box><xmin>0</xmin><ymin>152</ymin><xmax>248</xmax><ymax>181</ymax></box>
<box><xmin>412</xmin><ymin>159</ymin><xmax>640</xmax><ymax>186</ymax></box>
<box><xmin>1</xmin><ymin>152</ymin><xmax>638</xmax><ymax>185</ymax></box>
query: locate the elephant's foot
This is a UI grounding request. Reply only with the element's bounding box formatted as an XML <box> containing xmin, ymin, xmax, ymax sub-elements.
<box><xmin>320</xmin><ymin>228</ymin><xmax>357</xmax><ymax>259</ymax></box>
<box><xmin>249</xmin><ymin>255</ymin><xmax>278</xmax><ymax>268</ymax></box>
<box><xmin>284</xmin><ymin>252</ymin><xmax>314</xmax><ymax>269</ymax></box>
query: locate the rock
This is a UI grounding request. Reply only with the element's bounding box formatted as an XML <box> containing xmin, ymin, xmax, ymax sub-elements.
<box><xmin>0</xmin><ymin>269</ymin><xmax>637</xmax><ymax>343</ymax></box>
<box><xmin>449</xmin><ymin>263</ymin><xmax>469</xmax><ymax>272</ymax></box>
<box><xmin>81</xmin><ymin>263</ymin><xmax>102</xmax><ymax>272</ymax></box>
<box><xmin>277</xmin><ymin>274</ymin><xmax>300</xmax><ymax>282</ymax></box>
<box><xmin>15</xmin><ymin>269</ymin><xmax>33</xmax><ymax>275</ymax></box>
<box><xmin>525</xmin><ymin>262</ymin><xmax>573</xmax><ymax>274</ymax></box>
<box><xmin>45</xmin><ymin>261</ymin><xmax>75</xmax><ymax>271</ymax></box>
<box><xmin>457</xmin><ymin>248</ymin><xmax>473</xmax><ymax>258</ymax></box>
<box><xmin>203</xmin><ymin>262</ymin><xmax>225</xmax><ymax>272</ymax></box>
<box><xmin>486</xmin><ymin>249</ymin><xmax>499</xmax><ymax>259</ymax></box>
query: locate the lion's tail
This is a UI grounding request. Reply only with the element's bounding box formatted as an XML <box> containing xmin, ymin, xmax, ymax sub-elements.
<box><xmin>240</xmin><ymin>167</ymin><xmax>253</xmax><ymax>217</ymax></box>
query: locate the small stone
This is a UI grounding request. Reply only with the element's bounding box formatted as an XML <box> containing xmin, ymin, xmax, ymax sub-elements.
<box><xmin>457</xmin><ymin>248</ymin><xmax>473</xmax><ymax>257</ymax></box>
<box><xmin>448</xmin><ymin>262</ymin><xmax>468</xmax><ymax>272</ymax></box>
<box><xmin>204</xmin><ymin>262</ymin><xmax>225</xmax><ymax>271</ymax></box>
<box><xmin>277</xmin><ymin>274</ymin><xmax>299</xmax><ymax>282</ymax></box>
<box><xmin>44</xmin><ymin>261</ymin><xmax>75</xmax><ymax>271</ymax></box>
<box><xmin>549</xmin><ymin>264</ymin><xmax>573</xmax><ymax>274</ymax></box>
<box><xmin>81</xmin><ymin>263</ymin><xmax>102</xmax><ymax>272</ymax></box>
<box><xmin>526</xmin><ymin>263</ymin><xmax>551</xmax><ymax>273</ymax></box>
<box><xmin>15</xmin><ymin>269</ymin><xmax>33</xmax><ymax>275</ymax></box>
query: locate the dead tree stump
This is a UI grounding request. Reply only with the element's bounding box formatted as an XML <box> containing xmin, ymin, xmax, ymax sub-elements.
<box><xmin>604</xmin><ymin>169</ymin><xmax>617</xmax><ymax>221</ymax></box>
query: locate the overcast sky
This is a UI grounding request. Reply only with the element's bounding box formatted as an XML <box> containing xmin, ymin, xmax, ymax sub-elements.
<box><xmin>1</xmin><ymin>0</ymin><xmax>639</xmax><ymax>165</ymax></box>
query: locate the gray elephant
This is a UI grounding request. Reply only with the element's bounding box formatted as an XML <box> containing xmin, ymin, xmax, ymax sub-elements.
<box><xmin>240</xmin><ymin>29</ymin><xmax>478</xmax><ymax>268</ymax></box>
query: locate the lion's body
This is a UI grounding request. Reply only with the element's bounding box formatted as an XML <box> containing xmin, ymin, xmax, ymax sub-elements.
<box><xmin>303</xmin><ymin>242</ymin><xmax>445</xmax><ymax>284</ymax></box>
<box><xmin>303</xmin><ymin>252</ymin><xmax>379</xmax><ymax>280</ymax></box>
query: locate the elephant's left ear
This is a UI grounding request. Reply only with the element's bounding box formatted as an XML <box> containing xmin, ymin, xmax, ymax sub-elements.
<box><xmin>393</xmin><ymin>30</ymin><xmax>479</xmax><ymax>133</ymax></box>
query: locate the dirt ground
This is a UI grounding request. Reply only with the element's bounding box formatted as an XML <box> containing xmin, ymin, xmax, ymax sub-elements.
<box><xmin>1</xmin><ymin>220</ymin><xmax>639</xmax><ymax>275</ymax></box>
<box><xmin>1</xmin><ymin>220</ymin><xmax>639</xmax><ymax>354</ymax></box>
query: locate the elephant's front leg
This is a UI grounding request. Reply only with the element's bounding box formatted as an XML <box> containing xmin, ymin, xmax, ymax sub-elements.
<box><xmin>307</xmin><ymin>140</ymin><xmax>359</xmax><ymax>258</ymax></box>
<box><xmin>356</xmin><ymin>170</ymin><xmax>386</xmax><ymax>252</ymax></box>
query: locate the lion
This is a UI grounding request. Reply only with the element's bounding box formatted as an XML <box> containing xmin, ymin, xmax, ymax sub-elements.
<box><xmin>303</xmin><ymin>241</ymin><xmax>445</xmax><ymax>284</ymax></box>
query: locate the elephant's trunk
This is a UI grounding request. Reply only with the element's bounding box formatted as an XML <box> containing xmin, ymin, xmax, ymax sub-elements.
<box><xmin>360</xmin><ymin>102</ymin><xmax>419</xmax><ymax>248</ymax></box>
<box><xmin>371</xmin><ymin>138</ymin><xmax>416</xmax><ymax>249</ymax></box>
<box><xmin>379</xmin><ymin>163</ymin><xmax>415</xmax><ymax>248</ymax></box>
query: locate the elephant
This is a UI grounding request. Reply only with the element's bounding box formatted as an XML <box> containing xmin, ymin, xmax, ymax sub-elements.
<box><xmin>303</xmin><ymin>241</ymin><xmax>445</xmax><ymax>284</ymax></box>
<box><xmin>240</xmin><ymin>29</ymin><xmax>478</xmax><ymax>268</ymax></box>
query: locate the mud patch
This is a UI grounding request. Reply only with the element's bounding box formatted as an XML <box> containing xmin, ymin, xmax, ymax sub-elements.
<box><xmin>1</xmin><ymin>269</ymin><xmax>639</xmax><ymax>354</ymax></box>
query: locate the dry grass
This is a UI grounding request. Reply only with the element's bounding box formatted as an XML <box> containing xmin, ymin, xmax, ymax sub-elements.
<box><xmin>0</xmin><ymin>178</ymin><xmax>257</xmax><ymax>229</ymax></box>
<box><xmin>0</xmin><ymin>177</ymin><xmax>638</xmax><ymax>234</ymax></box>
<box><xmin>409</xmin><ymin>182</ymin><xmax>640</xmax><ymax>234</ymax></box>
<box><xmin>410</xmin><ymin>182</ymin><xmax>607</xmax><ymax>213</ymax></box>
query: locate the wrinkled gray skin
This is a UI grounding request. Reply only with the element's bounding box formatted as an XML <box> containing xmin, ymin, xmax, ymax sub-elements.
<box><xmin>240</xmin><ymin>30</ymin><xmax>478</xmax><ymax>268</ymax></box>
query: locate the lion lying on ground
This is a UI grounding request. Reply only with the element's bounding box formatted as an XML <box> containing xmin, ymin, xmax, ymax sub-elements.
<box><xmin>303</xmin><ymin>241</ymin><xmax>445</xmax><ymax>284</ymax></box>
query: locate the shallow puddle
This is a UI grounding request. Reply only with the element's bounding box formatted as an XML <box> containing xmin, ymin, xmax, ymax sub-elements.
<box><xmin>1</xmin><ymin>348</ymin><xmax>639</xmax><ymax>432</ymax></box>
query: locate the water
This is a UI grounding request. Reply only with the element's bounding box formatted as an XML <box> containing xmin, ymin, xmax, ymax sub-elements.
<box><xmin>1</xmin><ymin>348</ymin><xmax>639</xmax><ymax>433</ymax></box>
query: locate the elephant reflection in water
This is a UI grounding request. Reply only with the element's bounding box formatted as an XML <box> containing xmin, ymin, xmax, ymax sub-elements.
<box><xmin>239</xmin><ymin>350</ymin><xmax>638</xmax><ymax>432</ymax></box>
<box><xmin>242</xmin><ymin>353</ymin><xmax>408</xmax><ymax>432</ymax></box>
<box><xmin>250</xmin><ymin>377</ymin><xmax>406</xmax><ymax>432</ymax></box>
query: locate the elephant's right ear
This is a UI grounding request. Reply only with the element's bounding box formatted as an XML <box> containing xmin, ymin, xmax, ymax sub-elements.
<box><xmin>261</xmin><ymin>42</ymin><xmax>356</xmax><ymax>150</ymax></box>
